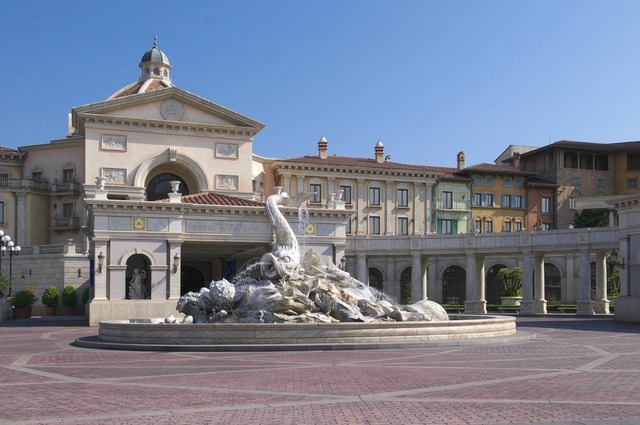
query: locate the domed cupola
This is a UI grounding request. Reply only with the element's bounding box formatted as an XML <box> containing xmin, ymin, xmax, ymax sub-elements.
<box><xmin>139</xmin><ymin>37</ymin><xmax>172</xmax><ymax>82</ymax></box>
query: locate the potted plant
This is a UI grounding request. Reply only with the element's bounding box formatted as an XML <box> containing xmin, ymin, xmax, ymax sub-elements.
<box><xmin>497</xmin><ymin>266</ymin><xmax>523</xmax><ymax>306</ymax></box>
<box><xmin>42</xmin><ymin>286</ymin><xmax>59</xmax><ymax>316</ymax></box>
<box><xmin>11</xmin><ymin>290</ymin><xmax>36</xmax><ymax>320</ymax></box>
<box><xmin>61</xmin><ymin>285</ymin><xmax>77</xmax><ymax>315</ymax></box>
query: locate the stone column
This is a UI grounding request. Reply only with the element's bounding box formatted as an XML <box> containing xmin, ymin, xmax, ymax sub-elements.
<box><xmin>386</xmin><ymin>180</ymin><xmax>394</xmax><ymax>235</ymax></box>
<box><xmin>594</xmin><ymin>251</ymin><xmax>609</xmax><ymax>314</ymax></box>
<box><xmin>425</xmin><ymin>182</ymin><xmax>434</xmax><ymax>233</ymax></box>
<box><xmin>385</xmin><ymin>257</ymin><xmax>396</xmax><ymax>300</ymax></box>
<box><xmin>565</xmin><ymin>254</ymin><xmax>575</xmax><ymax>302</ymax></box>
<box><xmin>519</xmin><ymin>250</ymin><xmax>535</xmax><ymax>314</ymax></box>
<box><xmin>428</xmin><ymin>256</ymin><xmax>438</xmax><ymax>302</ymax></box>
<box><xmin>609</xmin><ymin>210</ymin><xmax>615</xmax><ymax>227</ymax></box>
<box><xmin>357</xmin><ymin>253</ymin><xmax>368</xmax><ymax>285</ymax></box>
<box><xmin>15</xmin><ymin>192</ymin><xmax>27</xmax><ymax>246</ymax></box>
<box><xmin>413</xmin><ymin>182</ymin><xmax>423</xmax><ymax>235</ymax></box>
<box><xmin>464</xmin><ymin>251</ymin><xmax>486</xmax><ymax>313</ymax></box>
<box><xmin>357</xmin><ymin>178</ymin><xmax>366</xmax><ymax>234</ymax></box>
<box><xmin>328</xmin><ymin>176</ymin><xmax>335</xmax><ymax>196</ymax></box>
<box><xmin>577</xmin><ymin>248</ymin><xmax>595</xmax><ymax>315</ymax></box>
<box><xmin>534</xmin><ymin>254</ymin><xmax>547</xmax><ymax>314</ymax></box>
<box><xmin>411</xmin><ymin>253</ymin><xmax>426</xmax><ymax>301</ymax></box>
<box><xmin>283</xmin><ymin>174</ymin><xmax>291</xmax><ymax>194</ymax></box>
<box><xmin>297</xmin><ymin>175</ymin><xmax>304</xmax><ymax>196</ymax></box>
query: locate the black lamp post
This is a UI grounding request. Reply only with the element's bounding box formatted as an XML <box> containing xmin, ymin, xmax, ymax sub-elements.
<box><xmin>0</xmin><ymin>231</ymin><xmax>12</xmax><ymax>296</ymax></box>
<box><xmin>6</xmin><ymin>241</ymin><xmax>21</xmax><ymax>296</ymax></box>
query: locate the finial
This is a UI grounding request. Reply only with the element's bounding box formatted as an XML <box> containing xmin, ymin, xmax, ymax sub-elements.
<box><xmin>154</xmin><ymin>36</ymin><xmax>158</xmax><ymax>47</ymax></box>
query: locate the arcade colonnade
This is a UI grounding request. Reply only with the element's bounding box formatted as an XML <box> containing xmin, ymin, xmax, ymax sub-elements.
<box><xmin>345</xmin><ymin>227</ymin><xmax>619</xmax><ymax>315</ymax></box>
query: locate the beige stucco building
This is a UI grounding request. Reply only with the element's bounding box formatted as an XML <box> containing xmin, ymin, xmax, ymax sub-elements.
<box><xmin>0</xmin><ymin>41</ymin><xmax>635</xmax><ymax>323</ymax></box>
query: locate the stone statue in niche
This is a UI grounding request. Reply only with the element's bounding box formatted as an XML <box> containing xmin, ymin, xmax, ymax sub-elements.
<box><xmin>128</xmin><ymin>268</ymin><xmax>148</xmax><ymax>300</ymax></box>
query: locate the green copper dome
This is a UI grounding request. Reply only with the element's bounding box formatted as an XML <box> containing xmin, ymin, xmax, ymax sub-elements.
<box><xmin>141</xmin><ymin>37</ymin><xmax>170</xmax><ymax>65</ymax></box>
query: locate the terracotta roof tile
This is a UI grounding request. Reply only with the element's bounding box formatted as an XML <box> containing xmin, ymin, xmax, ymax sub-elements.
<box><xmin>278</xmin><ymin>155</ymin><xmax>445</xmax><ymax>174</ymax></box>
<box><xmin>157</xmin><ymin>191</ymin><xmax>264</xmax><ymax>207</ymax></box>
<box><xmin>521</xmin><ymin>140</ymin><xmax>640</xmax><ymax>157</ymax></box>
<box><xmin>0</xmin><ymin>146</ymin><xmax>18</xmax><ymax>153</ymax></box>
<box><xmin>110</xmin><ymin>80</ymin><xmax>170</xmax><ymax>99</ymax></box>
<box><xmin>462</xmin><ymin>162</ymin><xmax>535</xmax><ymax>175</ymax></box>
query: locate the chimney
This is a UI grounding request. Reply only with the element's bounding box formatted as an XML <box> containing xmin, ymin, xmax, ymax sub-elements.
<box><xmin>374</xmin><ymin>140</ymin><xmax>384</xmax><ymax>163</ymax></box>
<box><xmin>318</xmin><ymin>135</ymin><xmax>328</xmax><ymax>159</ymax></box>
<box><xmin>512</xmin><ymin>152</ymin><xmax>521</xmax><ymax>169</ymax></box>
<box><xmin>457</xmin><ymin>151</ymin><xmax>465</xmax><ymax>170</ymax></box>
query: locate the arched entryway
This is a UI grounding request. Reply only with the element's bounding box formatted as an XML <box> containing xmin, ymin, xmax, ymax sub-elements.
<box><xmin>442</xmin><ymin>265</ymin><xmax>466</xmax><ymax>305</ymax></box>
<box><xmin>400</xmin><ymin>267</ymin><xmax>412</xmax><ymax>304</ymax></box>
<box><xmin>181</xmin><ymin>264</ymin><xmax>205</xmax><ymax>295</ymax></box>
<box><xmin>368</xmin><ymin>267</ymin><xmax>383</xmax><ymax>293</ymax></box>
<box><xmin>486</xmin><ymin>264</ymin><xmax>507</xmax><ymax>304</ymax></box>
<box><xmin>545</xmin><ymin>263</ymin><xmax>562</xmax><ymax>304</ymax></box>
<box><xmin>125</xmin><ymin>254</ymin><xmax>151</xmax><ymax>300</ymax></box>
<box><xmin>146</xmin><ymin>173</ymin><xmax>191</xmax><ymax>201</ymax></box>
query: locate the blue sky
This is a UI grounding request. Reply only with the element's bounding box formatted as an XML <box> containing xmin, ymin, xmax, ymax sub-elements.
<box><xmin>2</xmin><ymin>1</ymin><xmax>640</xmax><ymax>168</ymax></box>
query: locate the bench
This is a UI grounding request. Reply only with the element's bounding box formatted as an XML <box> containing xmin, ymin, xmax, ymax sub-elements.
<box><xmin>497</xmin><ymin>306</ymin><xmax>520</xmax><ymax>314</ymax></box>
<box><xmin>558</xmin><ymin>307</ymin><xmax>577</xmax><ymax>314</ymax></box>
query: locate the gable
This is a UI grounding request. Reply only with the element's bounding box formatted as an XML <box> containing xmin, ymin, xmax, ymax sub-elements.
<box><xmin>72</xmin><ymin>87</ymin><xmax>264</xmax><ymax>134</ymax></box>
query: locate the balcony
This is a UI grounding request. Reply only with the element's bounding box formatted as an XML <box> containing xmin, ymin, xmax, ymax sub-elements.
<box><xmin>51</xmin><ymin>216</ymin><xmax>81</xmax><ymax>231</ymax></box>
<box><xmin>51</xmin><ymin>181</ymin><xmax>82</xmax><ymax>196</ymax></box>
<box><xmin>0</xmin><ymin>178</ymin><xmax>50</xmax><ymax>193</ymax></box>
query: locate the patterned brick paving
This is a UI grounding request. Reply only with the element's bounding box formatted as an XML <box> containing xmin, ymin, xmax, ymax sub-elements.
<box><xmin>1</xmin><ymin>316</ymin><xmax>639</xmax><ymax>424</ymax></box>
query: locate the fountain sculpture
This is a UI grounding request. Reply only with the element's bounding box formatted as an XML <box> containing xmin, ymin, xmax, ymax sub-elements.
<box><xmin>85</xmin><ymin>190</ymin><xmax>518</xmax><ymax>351</ymax></box>
<box><xmin>175</xmin><ymin>191</ymin><xmax>449</xmax><ymax>325</ymax></box>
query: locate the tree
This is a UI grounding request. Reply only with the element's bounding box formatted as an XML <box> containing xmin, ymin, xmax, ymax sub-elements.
<box><xmin>572</xmin><ymin>208</ymin><xmax>610</xmax><ymax>228</ymax></box>
<box><xmin>496</xmin><ymin>267</ymin><xmax>523</xmax><ymax>297</ymax></box>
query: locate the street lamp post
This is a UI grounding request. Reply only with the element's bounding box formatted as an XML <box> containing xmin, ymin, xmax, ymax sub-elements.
<box><xmin>0</xmin><ymin>231</ymin><xmax>12</xmax><ymax>296</ymax></box>
<box><xmin>6</xmin><ymin>241</ymin><xmax>21</xmax><ymax>296</ymax></box>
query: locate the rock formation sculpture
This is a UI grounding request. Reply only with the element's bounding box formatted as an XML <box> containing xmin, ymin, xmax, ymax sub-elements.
<box><xmin>176</xmin><ymin>191</ymin><xmax>448</xmax><ymax>324</ymax></box>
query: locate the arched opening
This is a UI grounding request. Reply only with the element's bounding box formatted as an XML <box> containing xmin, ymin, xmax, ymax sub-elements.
<box><xmin>181</xmin><ymin>264</ymin><xmax>205</xmax><ymax>295</ymax></box>
<box><xmin>545</xmin><ymin>263</ymin><xmax>562</xmax><ymax>304</ymax></box>
<box><xmin>146</xmin><ymin>173</ymin><xmax>190</xmax><ymax>201</ymax></box>
<box><xmin>486</xmin><ymin>264</ymin><xmax>507</xmax><ymax>304</ymax></box>
<box><xmin>400</xmin><ymin>267</ymin><xmax>412</xmax><ymax>304</ymax></box>
<box><xmin>442</xmin><ymin>265</ymin><xmax>466</xmax><ymax>305</ymax></box>
<box><xmin>368</xmin><ymin>267</ymin><xmax>383</xmax><ymax>293</ymax></box>
<box><xmin>126</xmin><ymin>254</ymin><xmax>151</xmax><ymax>300</ymax></box>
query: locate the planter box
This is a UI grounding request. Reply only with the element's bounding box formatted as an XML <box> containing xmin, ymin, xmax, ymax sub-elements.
<box><xmin>500</xmin><ymin>296</ymin><xmax>522</xmax><ymax>307</ymax></box>
<box><xmin>13</xmin><ymin>306</ymin><xmax>33</xmax><ymax>320</ymax></box>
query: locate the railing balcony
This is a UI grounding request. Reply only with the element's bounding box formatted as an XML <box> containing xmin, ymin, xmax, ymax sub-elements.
<box><xmin>0</xmin><ymin>178</ymin><xmax>50</xmax><ymax>193</ymax></box>
<box><xmin>51</xmin><ymin>216</ymin><xmax>81</xmax><ymax>231</ymax></box>
<box><xmin>51</xmin><ymin>181</ymin><xmax>82</xmax><ymax>195</ymax></box>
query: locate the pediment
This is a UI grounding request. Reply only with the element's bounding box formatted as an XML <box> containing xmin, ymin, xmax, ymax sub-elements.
<box><xmin>73</xmin><ymin>87</ymin><xmax>264</xmax><ymax>133</ymax></box>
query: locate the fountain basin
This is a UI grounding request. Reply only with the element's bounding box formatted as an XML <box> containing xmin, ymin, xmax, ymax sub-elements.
<box><xmin>75</xmin><ymin>315</ymin><xmax>523</xmax><ymax>351</ymax></box>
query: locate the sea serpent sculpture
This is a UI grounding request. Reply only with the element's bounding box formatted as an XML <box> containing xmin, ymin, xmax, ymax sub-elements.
<box><xmin>176</xmin><ymin>191</ymin><xmax>449</xmax><ymax>324</ymax></box>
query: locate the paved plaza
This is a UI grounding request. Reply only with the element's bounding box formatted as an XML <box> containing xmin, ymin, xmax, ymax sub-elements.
<box><xmin>1</xmin><ymin>316</ymin><xmax>640</xmax><ymax>425</ymax></box>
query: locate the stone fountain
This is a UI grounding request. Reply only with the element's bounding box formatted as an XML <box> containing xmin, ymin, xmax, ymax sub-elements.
<box><xmin>84</xmin><ymin>191</ymin><xmax>518</xmax><ymax>351</ymax></box>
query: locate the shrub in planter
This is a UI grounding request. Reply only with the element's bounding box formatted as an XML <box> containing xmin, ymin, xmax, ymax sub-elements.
<box><xmin>497</xmin><ymin>267</ymin><xmax>523</xmax><ymax>297</ymax></box>
<box><xmin>42</xmin><ymin>286</ymin><xmax>59</xmax><ymax>315</ymax></box>
<box><xmin>61</xmin><ymin>285</ymin><xmax>77</xmax><ymax>315</ymax></box>
<box><xmin>11</xmin><ymin>290</ymin><xmax>36</xmax><ymax>319</ymax></box>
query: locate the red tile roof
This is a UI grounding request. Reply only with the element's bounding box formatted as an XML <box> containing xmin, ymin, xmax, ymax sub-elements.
<box><xmin>278</xmin><ymin>155</ymin><xmax>452</xmax><ymax>173</ymax></box>
<box><xmin>156</xmin><ymin>191</ymin><xmax>264</xmax><ymax>207</ymax></box>
<box><xmin>462</xmin><ymin>162</ymin><xmax>535</xmax><ymax>175</ymax></box>
<box><xmin>521</xmin><ymin>140</ymin><xmax>640</xmax><ymax>157</ymax></box>
<box><xmin>0</xmin><ymin>146</ymin><xmax>18</xmax><ymax>152</ymax></box>
<box><xmin>110</xmin><ymin>80</ymin><xmax>170</xmax><ymax>99</ymax></box>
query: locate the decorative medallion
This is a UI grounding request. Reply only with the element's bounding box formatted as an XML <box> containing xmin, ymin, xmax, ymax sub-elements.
<box><xmin>305</xmin><ymin>223</ymin><xmax>315</xmax><ymax>234</ymax></box>
<box><xmin>160</xmin><ymin>99</ymin><xmax>185</xmax><ymax>121</ymax></box>
<box><xmin>133</xmin><ymin>218</ymin><xmax>146</xmax><ymax>230</ymax></box>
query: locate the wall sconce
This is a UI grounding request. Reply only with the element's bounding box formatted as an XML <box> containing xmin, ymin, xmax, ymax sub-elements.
<box><xmin>21</xmin><ymin>270</ymin><xmax>31</xmax><ymax>279</ymax></box>
<box><xmin>172</xmin><ymin>253</ymin><xmax>180</xmax><ymax>274</ymax></box>
<box><xmin>611</xmin><ymin>250</ymin><xmax>625</xmax><ymax>269</ymax></box>
<box><xmin>77</xmin><ymin>268</ymin><xmax>82</xmax><ymax>278</ymax></box>
<box><xmin>97</xmin><ymin>252</ymin><xmax>104</xmax><ymax>274</ymax></box>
